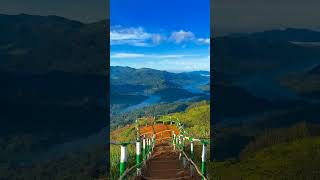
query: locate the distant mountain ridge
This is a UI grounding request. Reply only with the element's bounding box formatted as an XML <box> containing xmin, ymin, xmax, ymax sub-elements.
<box><xmin>212</xmin><ymin>32</ymin><xmax>320</xmax><ymax>77</ymax></box>
<box><xmin>2</xmin><ymin>14</ymin><xmax>320</xmax><ymax>78</ymax></box>
<box><xmin>0</xmin><ymin>14</ymin><xmax>108</xmax><ymax>74</ymax></box>
<box><xmin>230</xmin><ymin>28</ymin><xmax>320</xmax><ymax>42</ymax></box>
<box><xmin>110</xmin><ymin>66</ymin><xmax>209</xmax><ymax>91</ymax></box>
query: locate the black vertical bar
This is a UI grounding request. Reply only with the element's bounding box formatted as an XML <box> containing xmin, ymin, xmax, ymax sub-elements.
<box><xmin>106</xmin><ymin>0</ymin><xmax>111</xmax><ymax>174</ymax></box>
<box><xmin>210</xmin><ymin>0</ymin><xmax>214</xmax><ymax>162</ymax></box>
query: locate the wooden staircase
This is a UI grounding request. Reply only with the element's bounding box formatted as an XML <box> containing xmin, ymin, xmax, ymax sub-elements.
<box><xmin>137</xmin><ymin>143</ymin><xmax>201</xmax><ymax>180</ymax></box>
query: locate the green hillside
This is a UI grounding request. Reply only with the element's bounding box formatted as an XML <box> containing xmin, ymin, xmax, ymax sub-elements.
<box><xmin>110</xmin><ymin>101</ymin><xmax>210</xmax><ymax>178</ymax></box>
<box><xmin>110</xmin><ymin>102</ymin><xmax>320</xmax><ymax>179</ymax></box>
<box><xmin>3</xmin><ymin>101</ymin><xmax>320</xmax><ymax>179</ymax></box>
<box><xmin>280</xmin><ymin>65</ymin><xmax>320</xmax><ymax>99</ymax></box>
<box><xmin>159</xmin><ymin>101</ymin><xmax>210</xmax><ymax>138</ymax></box>
<box><xmin>210</xmin><ymin>137</ymin><xmax>320</xmax><ymax>180</ymax></box>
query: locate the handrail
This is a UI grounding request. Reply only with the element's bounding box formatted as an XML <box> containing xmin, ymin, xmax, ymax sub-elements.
<box><xmin>110</xmin><ymin>141</ymin><xmax>136</xmax><ymax>145</ymax></box>
<box><xmin>173</xmin><ymin>140</ymin><xmax>208</xmax><ymax>179</ymax></box>
<box><xmin>172</xmin><ymin>127</ymin><xmax>209</xmax><ymax>179</ymax></box>
<box><xmin>111</xmin><ymin>116</ymin><xmax>210</xmax><ymax>179</ymax></box>
<box><xmin>118</xmin><ymin>163</ymin><xmax>138</xmax><ymax>180</ymax></box>
<box><xmin>181</xmin><ymin>150</ymin><xmax>208</xmax><ymax>180</ymax></box>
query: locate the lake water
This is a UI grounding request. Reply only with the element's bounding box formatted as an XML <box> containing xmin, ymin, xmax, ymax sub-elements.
<box><xmin>122</xmin><ymin>77</ymin><xmax>210</xmax><ymax>112</ymax></box>
<box><xmin>183</xmin><ymin>80</ymin><xmax>209</xmax><ymax>94</ymax></box>
<box><xmin>122</xmin><ymin>95</ymin><xmax>161</xmax><ymax>112</ymax></box>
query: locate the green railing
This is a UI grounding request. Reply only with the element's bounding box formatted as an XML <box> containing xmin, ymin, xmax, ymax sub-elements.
<box><xmin>111</xmin><ymin>117</ymin><xmax>209</xmax><ymax>179</ymax></box>
<box><xmin>110</xmin><ymin>136</ymin><xmax>156</xmax><ymax>179</ymax></box>
<box><xmin>170</xmin><ymin>118</ymin><xmax>210</xmax><ymax>180</ymax></box>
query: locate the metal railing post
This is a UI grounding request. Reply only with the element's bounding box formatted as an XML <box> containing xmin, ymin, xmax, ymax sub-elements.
<box><xmin>173</xmin><ymin>132</ymin><xmax>176</xmax><ymax>150</ymax></box>
<box><xmin>142</xmin><ymin>137</ymin><xmax>146</xmax><ymax>161</ymax></box>
<box><xmin>119</xmin><ymin>144</ymin><xmax>127</xmax><ymax>177</ymax></box>
<box><xmin>182</xmin><ymin>136</ymin><xmax>185</xmax><ymax>151</ymax></box>
<box><xmin>189</xmin><ymin>138</ymin><xmax>194</xmax><ymax>176</ymax></box>
<box><xmin>136</xmin><ymin>119</ymin><xmax>139</xmax><ymax>140</ymax></box>
<box><xmin>146</xmin><ymin>138</ymin><xmax>149</xmax><ymax>159</ymax></box>
<box><xmin>190</xmin><ymin>138</ymin><xmax>194</xmax><ymax>160</ymax></box>
<box><xmin>148</xmin><ymin>138</ymin><xmax>151</xmax><ymax>158</ymax></box>
<box><xmin>181</xmin><ymin>136</ymin><xmax>186</xmax><ymax>168</ymax></box>
<box><xmin>152</xmin><ymin>134</ymin><xmax>155</xmax><ymax>151</ymax></box>
<box><xmin>136</xmin><ymin>140</ymin><xmax>141</xmax><ymax>176</ymax></box>
<box><xmin>201</xmin><ymin>143</ymin><xmax>207</xmax><ymax>179</ymax></box>
<box><xmin>178</xmin><ymin>136</ymin><xmax>182</xmax><ymax>160</ymax></box>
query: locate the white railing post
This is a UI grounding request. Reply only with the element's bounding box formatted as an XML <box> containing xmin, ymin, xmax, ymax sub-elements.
<box><xmin>119</xmin><ymin>145</ymin><xmax>127</xmax><ymax>177</ymax></box>
<box><xmin>146</xmin><ymin>138</ymin><xmax>149</xmax><ymax>159</ymax></box>
<box><xmin>181</xmin><ymin>137</ymin><xmax>186</xmax><ymax>168</ymax></box>
<box><xmin>152</xmin><ymin>134</ymin><xmax>155</xmax><ymax>151</ymax></box>
<box><xmin>201</xmin><ymin>143</ymin><xmax>207</xmax><ymax>179</ymax></box>
<box><xmin>136</xmin><ymin>119</ymin><xmax>139</xmax><ymax>140</ymax></box>
<box><xmin>190</xmin><ymin>138</ymin><xmax>194</xmax><ymax>176</ymax></box>
<box><xmin>136</xmin><ymin>141</ymin><xmax>142</xmax><ymax>176</ymax></box>
<box><xmin>148</xmin><ymin>138</ymin><xmax>152</xmax><ymax>157</ymax></box>
<box><xmin>173</xmin><ymin>132</ymin><xmax>176</xmax><ymax>150</ymax></box>
<box><xmin>190</xmin><ymin>139</ymin><xmax>194</xmax><ymax>160</ymax></box>
<box><xmin>178</xmin><ymin>136</ymin><xmax>182</xmax><ymax>160</ymax></box>
<box><xmin>142</xmin><ymin>137</ymin><xmax>146</xmax><ymax>161</ymax></box>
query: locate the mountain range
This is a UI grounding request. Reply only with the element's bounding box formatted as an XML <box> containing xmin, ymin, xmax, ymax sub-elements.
<box><xmin>111</xmin><ymin>66</ymin><xmax>208</xmax><ymax>92</ymax></box>
<box><xmin>1</xmin><ymin>14</ymin><xmax>320</xmax><ymax>179</ymax></box>
<box><xmin>232</xmin><ymin>28</ymin><xmax>320</xmax><ymax>42</ymax></box>
<box><xmin>110</xmin><ymin>66</ymin><xmax>209</xmax><ymax>114</ymax></box>
<box><xmin>1</xmin><ymin>13</ymin><xmax>319</xmax><ymax>140</ymax></box>
<box><xmin>0</xmin><ymin>14</ymin><xmax>107</xmax><ymax>74</ymax></box>
<box><xmin>212</xmin><ymin>34</ymin><xmax>320</xmax><ymax>77</ymax></box>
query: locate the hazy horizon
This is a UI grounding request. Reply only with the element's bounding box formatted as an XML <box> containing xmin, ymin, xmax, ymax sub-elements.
<box><xmin>110</xmin><ymin>65</ymin><xmax>210</xmax><ymax>73</ymax></box>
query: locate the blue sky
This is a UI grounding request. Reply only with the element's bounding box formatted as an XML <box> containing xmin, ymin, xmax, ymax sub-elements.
<box><xmin>110</xmin><ymin>0</ymin><xmax>210</xmax><ymax>72</ymax></box>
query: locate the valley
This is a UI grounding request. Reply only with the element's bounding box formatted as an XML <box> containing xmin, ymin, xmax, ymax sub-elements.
<box><xmin>110</xmin><ymin>66</ymin><xmax>210</xmax><ymax>118</ymax></box>
<box><xmin>1</xmin><ymin>14</ymin><xmax>320</xmax><ymax>179</ymax></box>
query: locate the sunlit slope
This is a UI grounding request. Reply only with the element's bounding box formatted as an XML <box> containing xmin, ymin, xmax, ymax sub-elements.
<box><xmin>210</xmin><ymin>137</ymin><xmax>320</xmax><ymax>180</ymax></box>
<box><xmin>110</xmin><ymin>101</ymin><xmax>210</xmax><ymax>178</ymax></box>
<box><xmin>159</xmin><ymin>101</ymin><xmax>210</xmax><ymax>138</ymax></box>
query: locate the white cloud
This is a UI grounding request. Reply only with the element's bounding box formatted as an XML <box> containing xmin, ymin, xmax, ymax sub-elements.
<box><xmin>169</xmin><ymin>30</ymin><xmax>195</xmax><ymax>44</ymax></box>
<box><xmin>151</xmin><ymin>34</ymin><xmax>163</xmax><ymax>45</ymax></box>
<box><xmin>111</xmin><ymin>53</ymin><xmax>197</xmax><ymax>59</ymax></box>
<box><xmin>111</xmin><ymin>53</ymin><xmax>146</xmax><ymax>58</ymax></box>
<box><xmin>169</xmin><ymin>30</ymin><xmax>210</xmax><ymax>46</ymax></box>
<box><xmin>110</xmin><ymin>26</ymin><xmax>163</xmax><ymax>47</ymax></box>
<box><xmin>197</xmin><ymin>38</ymin><xmax>210</xmax><ymax>45</ymax></box>
<box><xmin>110</xmin><ymin>26</ymin><xmax>209</xmax><ymax>47</ymax></box>
<box><xmin>157</xmin><ymin>54</ymin><xmax>190</xmax><ymax>58</ymax></box>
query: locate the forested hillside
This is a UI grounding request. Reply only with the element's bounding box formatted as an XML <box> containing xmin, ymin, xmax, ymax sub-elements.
<box><xmin>210</xmin><ymin>124</ymin><xmax>320</xmax><ymax>179</ymax></box>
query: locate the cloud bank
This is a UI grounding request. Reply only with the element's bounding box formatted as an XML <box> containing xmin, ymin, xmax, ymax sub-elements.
<box><xmin>110</xmin><ymin>25</ymin><xmax>209</xmax><ymax>47</ymax></box>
